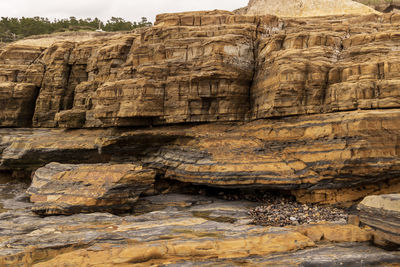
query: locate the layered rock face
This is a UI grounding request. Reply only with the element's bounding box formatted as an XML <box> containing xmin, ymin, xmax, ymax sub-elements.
<box><xmin>0</xmin><ymin>10</ymin><xmax>400</xmax><ymax>203</ymax></box>
<box><xmin>28</xmin><ymin>163</ymin><xmax>155</xmax><ymax>215</ymax></box>
<box><xmin>0</xmin><ymin>11</ymin><xmax>256</xmax><ymax>128</ymax></box>
<box><xmin>358</xmin><ymin>194</ymin><xmax>400</xmax><ymax>246</ymax></box>
<box><xmin>237</xmin><ymin>0</ymin><xmax>378</xmax><ymax>17</ymax></box>
<box><xmin>355</xmin><ymin>0</ymin><xmax>400</xmax><ymax>13</ymax></box>
<box><xmin>1</xmin><ymin>3</ymin><xmax>400</xmax><ymax>265</ymax></box>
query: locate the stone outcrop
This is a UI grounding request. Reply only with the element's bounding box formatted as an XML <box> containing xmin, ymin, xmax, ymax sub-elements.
<box><xmin>1</xmin><ymin>181</ymin><xmax>393</xmax><ymax>267</ymax></box>
<box><xmin>1</xmin><ymin>110</ymin><xmax>400</xmax><ymax>206</ymax></box>
<box><xmin>0</xmin><ymin>3</ymin><xmax>400</xmax><ymax>265</ymax></box>
<box><xmin>237</xmin><ymin>0</ymin><xmax>378</xmax><ymax>17</ymax></box>
<box><xmin>0</xmin><ymin>12</ymin><xmax>399</xmax><ymax>204</ymax></box>
<box><xmin>27</xmin><ymin>162</ymin><xmax>155</xmax><ymax>215</ymax></box>
<box><xmin>1</xmin><ymin>11</ymin><xmax>399</xmax><ymax>129</ymax></box>
<box><xmin>358</xmin><ymin>194</ymin><xmax>400</xmax><ymax>246</ymax></box>
<box><xmin>355</xmin><ymin>0</ymin><xmax>400</xmax><ymax>13</ymax></box>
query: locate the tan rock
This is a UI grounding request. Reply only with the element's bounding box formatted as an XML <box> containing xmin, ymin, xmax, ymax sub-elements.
<box><xmin>295</xmin><ymin>223</ymin><xmax>373</xmax><ymax>243</ymax></box>
<box><xmin>27</xmin><ymin>162</ymin><xmax>156</xmax><ymax>215</ymax></box>
<box><xmin>0</xmin><ymin>12</ymin><xmax>399</xmax><ymax>129</ymax></box>
<box><xmin>2</xmin><ymin>109</ymin><xmax>400</xmax><ymax>204</ymax></box>
<box><xmin>0</xmin><ymin>83</ymin><xmax>39</xmax><ymax>127</ymax></box>
<box><xmin>355</xmin><ymin>0</ymin><xmax>400</xmax><ymax>13</ymax></box>
<box><xmin>0</xmin><ymin>183</ymin><xmax>396</xmax><ymax>267</ymax></box>
<box><xmin>358</xmin><ymin>194</ymin><xmax>400</xmax><ymax>246</ymax></box>
<box><xmin>240</xmin><ymin>0</ymin><xmax>378</xmax><ymax>17</ymax></box>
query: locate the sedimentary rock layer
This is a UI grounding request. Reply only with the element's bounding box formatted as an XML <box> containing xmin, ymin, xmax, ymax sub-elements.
<box><xmin>1</xmin><ymin>12</ymin><xmax>400</xmax><ymax>128</ymax></box>
<box><xmin>0</xmin><ymin>186</ymin><xmax>378</xmax><ymax>266</ymax></box>
<box><xmin>355</xmin><ymin>0</ymin><xmax>400</xmax><ymax>13</ymax></box>
<box><xmin>238</xmin><ymin>0</ymin><xmax>378</xmax><ymax>17</ymax></box>
<box><xmin>1</xmin><ymin>109</ymin><xmax>400</xmax><ymax>204</ymax></box>
<box><xmin>27</xmin><ymin>162</ymin><xmax>155</xmax><ymax>215</ymax></box>
<box><xmin>358</xmin><ymin>194</ymin><xmax>400</xmax><ymax>246</ymax></box>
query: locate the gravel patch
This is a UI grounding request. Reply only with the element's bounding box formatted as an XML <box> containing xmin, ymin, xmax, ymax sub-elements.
<box><xmin>248</xmin><ymin>192</ymin><xmax>348</xmax><ymax>227</ymax></box>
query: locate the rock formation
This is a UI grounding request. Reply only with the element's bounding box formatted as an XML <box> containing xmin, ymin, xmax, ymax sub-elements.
<box><xmin>0</xmin><ymin>0</ymin><xmax>399</xmax><ymax>265</ymax></box>
<box><xmin>237</xmin><ymin>0</ymin><xmax>378</xmax><ymax>17</ymax></box>
<box><xmin>28</xmin><ymin>163</ymin><xmax>155</xmax><ymax>215</ymax></box>
<box><xmin>355</xmin><ymin>0</ymin><xmax>400</xmax><ymax>13</ymax></box>
<box><xmin>358</xmin><ymin>194</ymin><xmax>400</xmax><ymax>246</ymax></box>
<box><xmin>0</xmin><ymin>10</ymin><xmax>399</xmax><ymax>204</ymax></box>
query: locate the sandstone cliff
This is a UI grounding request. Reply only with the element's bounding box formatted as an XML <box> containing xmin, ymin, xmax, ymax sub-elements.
<box><xmin>355</xmin><ymin>0</ymin><xmax>400</xmax><ymax>13</ymax></box>
<box><xmin>237</xmin><ymin>0</ymin><xmax>378</xmax><ymax>17</ymax></box>
<box><xmin>0</xmin><ymin>11</ymin><xmax>400</xmax><ymax>200</ymax></box>
<box><xmin>0</xmin><ymin>3</ymin><xmax>400</xmax><ymax>265</ymax></box>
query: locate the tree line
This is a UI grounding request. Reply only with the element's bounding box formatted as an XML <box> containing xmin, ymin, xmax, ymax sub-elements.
<box><xmin>0</xmin><ymin>16</ymin><xmax>152</xmax><ymax>42</ymax></box>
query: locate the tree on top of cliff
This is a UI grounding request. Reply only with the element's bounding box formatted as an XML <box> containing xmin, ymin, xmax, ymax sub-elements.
<box><xmin>0</xmin><ymin>16</ymin><xmax>152</xmax><ymax>43</ymax></box>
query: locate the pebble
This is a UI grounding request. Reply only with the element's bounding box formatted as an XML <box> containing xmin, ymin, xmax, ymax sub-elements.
<box><xmin>248</xmin><ymin>192</ymin><xmax>348</xmax><ymax>227</ymax></box>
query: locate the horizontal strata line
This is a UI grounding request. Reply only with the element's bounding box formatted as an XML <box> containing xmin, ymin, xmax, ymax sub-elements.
<box><xmin>154</xmin><ymin>155</ymin><xmax>400</xmax><ymax>167</ymax></box>
<box><xmin>249</xmin><ymin>109</ymin><xmax>400</xmax><ymax>129</ymax></box>
<box><xmin>360</xmin><ymin>223</ymin><xmax>400</xmax><ymax>238</ymax></box>
<box><xmin>166</xmin><ymin>170</ymin><xmax>319</xmax><ymax>180</ymax></box>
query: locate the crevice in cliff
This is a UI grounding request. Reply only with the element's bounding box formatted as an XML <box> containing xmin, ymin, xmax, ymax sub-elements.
<box><xmin>59</xmin><ymin>64</ymin><xmax>74</xmax><ymax>111</ymax></box>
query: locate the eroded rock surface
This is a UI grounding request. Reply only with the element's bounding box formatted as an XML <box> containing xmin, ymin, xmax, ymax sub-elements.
<box><xmin>358</xmin><ymin>194</ymin><xmax>400</xmax><ymax>246</ymax></box>
<box><xmin>1</xmin><ymin>110</ymin><xmax>400</xmax><ymax>205</ymax></box>
<box><xmin>0</xmin><ymin>6</ymin><xmax>400</xmax><ymax>266</ymax></box>
<box><xmin>355</xmin><ymin>0</ymin><xmax>400</xmax><ymax>13</ymax></box>
<box><xmin>0</xmin><ymin>182</ymin><xmax>391</xmax><ymax>267</ymax></box>
<box><xmin>238</xmin><ymin>0</ymin><xmax>378</xmax><ymax>17</ymax></box>
<box><xmin>1</xmin><ymin>11</ymin><xmax>400</xmax><ymax>129</ymax></box>
<box><xmin>27</xmin><ymin>163</ymin><xmax>155</xmax><ymax>215</ymax></box>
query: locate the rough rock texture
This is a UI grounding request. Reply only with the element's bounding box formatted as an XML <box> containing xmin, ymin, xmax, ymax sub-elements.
<box><xmin>2</xmin><ymin>110</ymin><xmax>400</xmax><ymax>205</ymax></box>
<box><xmin>1</xmin><ymin>11</ymin><xmax>399</xmax><ymax>129</ymax></box>
<box><xmin>1</xmin><ymin>7</ymin><xmax>400</xmax><ymax>265</ymax></box>
<box><xmin>0</xmin><ymin>11</ymin><xmax>257</xmax><ymax>128</ymax></box>
<box><xmin>358</xmin><ymin>194</ymin><xmax>400</xmax><ymax>246</ymax></box>
<box><xmin>27</xmin><ymin>162</ymin><xmax>156</xmax><ymax>215</ymax></box>
<box><xmin>251</xmin><ymin>14</ymin><xmax>400</xmax><ymax>120</ymax></box>
<box><xmin>355</xmin><ymin>0</ymin><xmax>400</xmax><ymax>13</ymax></box>
<box><xmin>238</xmin><ymin>0</ymin><xmax>378</xmax><ymax>17</ymax></box>
<box><xmin>0</xmin><ymin>181</ymin><xmax>389</xmax><ymax>267</ymax></box>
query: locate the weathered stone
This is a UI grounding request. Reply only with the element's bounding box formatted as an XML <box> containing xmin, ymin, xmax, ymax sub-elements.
<box><xmin>0</xmin><ymin>5</ymin><xmax>399</xmax><ymax>266</ymax></box>
<box><xmin>238</xmin><ymin>0</ymin><xmax>378</xmax><ymax>17</ymax></box>
<box><xmin>0</xmin><ymin>183</ymin><xmax>383</xmax><ymax>267</ymax></box>
<box><xmin>0</xmin><ymin>128</ymin><xmax>113</xmax><ymax>170</ymax></box>
<box><xmin>0</xmin><ymin>83</ymin><xmax>39</xmax><ymax>127</ymax></box>
<box><xmin>0</xmin><ymin>12</ymin><xmax>400</xmax><ymax>129</ymax></box>
<box><xmin>251</xmin><ymin>14</ymin><xmax>400</xmax><ymax>120</ymax></box>
<box><xmin>55</xmin><ymin>109</ymin><xmax>86</xmax><ymax>128</ymax></box>
<box><xmin>355</xmin><ymin>0</ymin><xmax>400</xmax><ymax>13</ymax></box>
<box><xmin>1</xmin><ymin>109</ymin><xmax>400</xmax><ymax>204</ymax></box>
<box><xmin>175</xmin><ymin>243</ymin><xmax>400</xmax><ymax>266</ymax></box>
<box><xmin>358</xmin><ymin>194</ymin><xmax>400</xmax><ymax>246</ymax></box>
<box><xmin>27</xmin><ymin>162</ymin><xmax>156</xmax><ymax>215</ymax></box>
<box><xmin>0</xmin><ymin>44</ymin><xmax>44</xmax><ymax>127</ymax></box>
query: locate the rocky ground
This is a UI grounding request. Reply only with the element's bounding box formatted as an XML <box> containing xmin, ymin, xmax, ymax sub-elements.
<box><xmin>0</xmin><ymin>178</ymin><xmax>399</xmax><ymax>266</ymax></box>
<box><xmin>249</xmin><ymin>192</ymin><xmax>348</xmax><ymax>227</ymax></box>
<box><xmin>0</xmin><ymin>0</ymin><xmax>400</xmax><ymax>265</ymax></box>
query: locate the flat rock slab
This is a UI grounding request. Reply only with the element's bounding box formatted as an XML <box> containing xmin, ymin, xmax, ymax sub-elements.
<box><xmin>27</xmin><ymin>162</ymin><xmax>155</xmax><ymax>215</ymax></box>
<box><xmin>358</xmin><ymin>194</ymin><xmax>400</xmax><ymax>246</ymax></box>
<box><xmin>0</xmin><ymin>184</ymin><xmax>378</xmax><ymax>266</ymax></box>
<box><xmin>2</xmin><ymin>109</ymin><xmax>400</xmax><ymax>206</ymax></box>
<box><xmin>164</xmin><ymin>243</ymin><xmax>400</xmax><ymax>266</ymax></box>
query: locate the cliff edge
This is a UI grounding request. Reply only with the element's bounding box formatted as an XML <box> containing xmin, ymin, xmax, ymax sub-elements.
<box><xmin>237</xmin><ymin>0</ymin><xmax>378</xmax><ymax>17</ymax></box>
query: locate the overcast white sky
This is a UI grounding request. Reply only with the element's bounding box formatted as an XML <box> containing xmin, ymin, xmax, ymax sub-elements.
<box><xmin>0</xmin><ymin>0</ymin><xmax>249</xmax><ymax>23</ymax></box>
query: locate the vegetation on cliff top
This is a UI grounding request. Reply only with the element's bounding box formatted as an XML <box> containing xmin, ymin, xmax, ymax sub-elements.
<box><xmin>0</xmin><ymin>16</ymin><xmax>152</xmax><ymax>43</ymax></box>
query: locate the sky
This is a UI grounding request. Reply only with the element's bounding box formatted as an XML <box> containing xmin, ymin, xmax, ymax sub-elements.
<box><xmin>0</xmin><ymin>0</ymin><xmax>249</xmax><ymax>23</ymax></box>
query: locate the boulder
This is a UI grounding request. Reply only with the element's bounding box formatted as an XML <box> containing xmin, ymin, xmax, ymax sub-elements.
<box><xmin>27</xmin><ymin>162</ymin><xmax>156</xmax><ymax>215</ymax></box>
<box><xmin>358</xmin><ymin>194</ymin><xmax>400</xmax><ymax>246</ymax></box>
